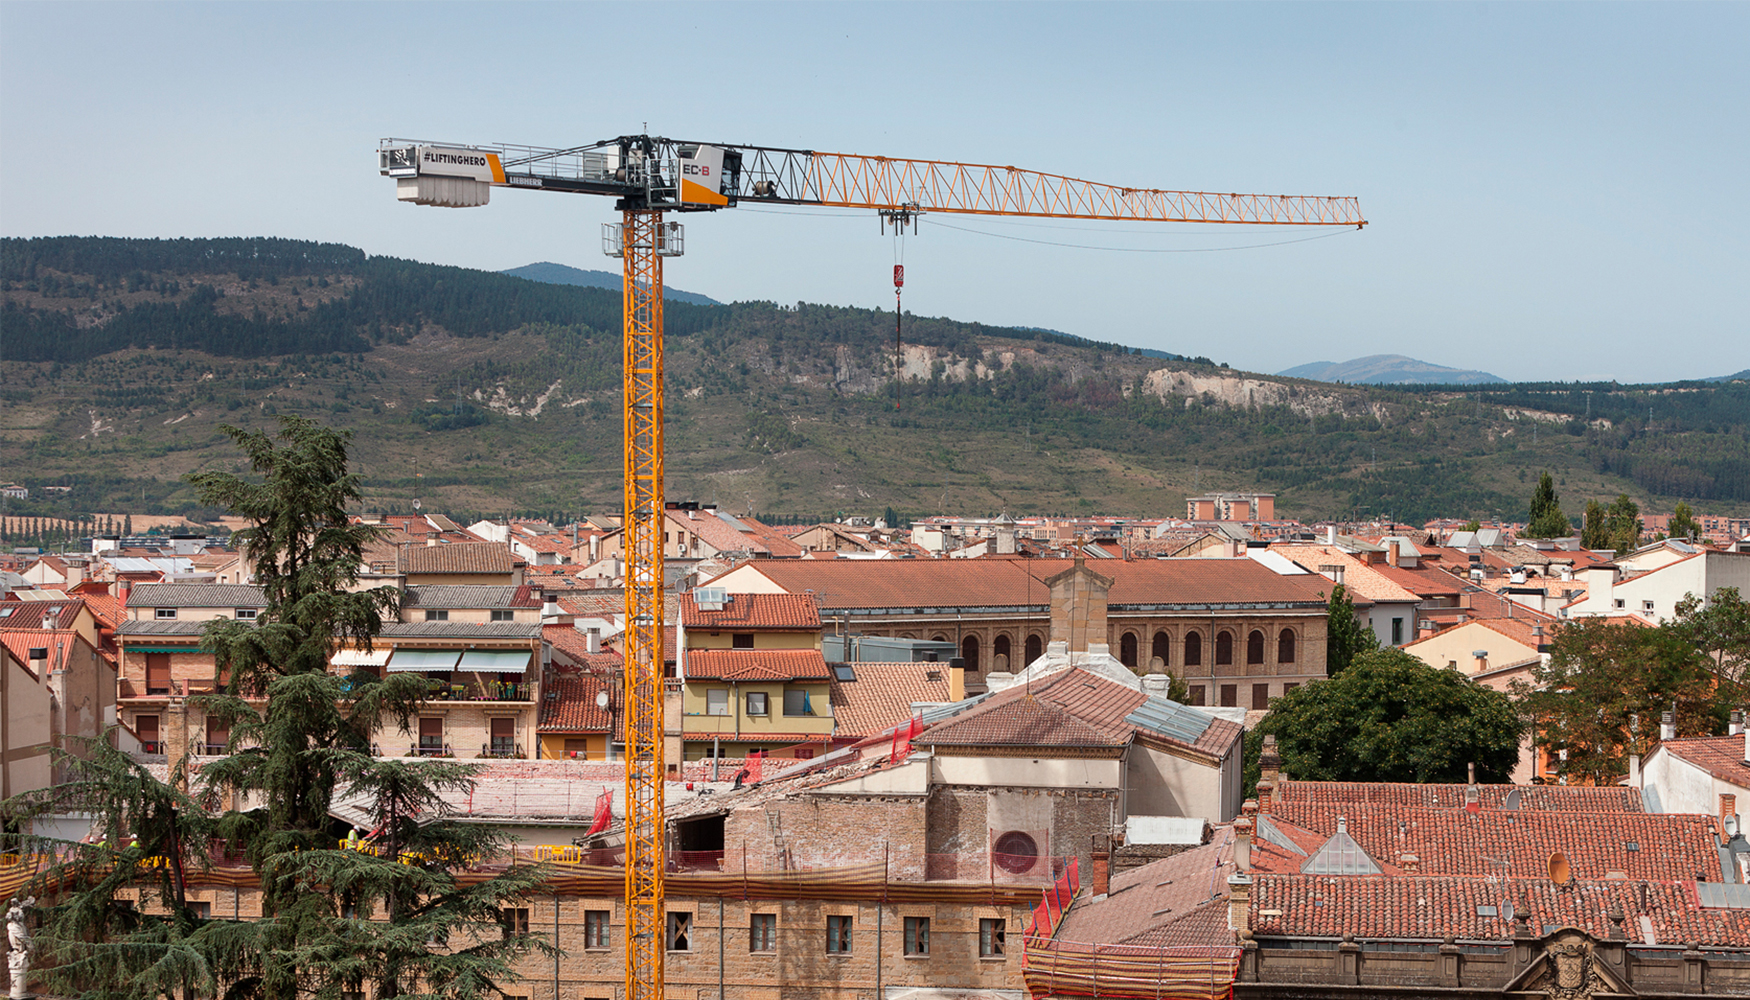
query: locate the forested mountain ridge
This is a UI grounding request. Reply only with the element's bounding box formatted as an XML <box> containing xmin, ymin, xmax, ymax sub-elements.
<box><xmin>3</xmin><ymin>236</ymin><xmax>1747</xmax><ymax>526</ymax></box>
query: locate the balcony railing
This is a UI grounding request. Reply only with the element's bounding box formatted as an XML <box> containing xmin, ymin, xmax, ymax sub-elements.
<box><xmin>138</xmin><ymin>740</ymin><xmax>164</xmax><ymax>755</ymax></box>
<box><xmin>410</xmin><ymin>744</ymin><xmax>456</xmax><ymax>758</ymax></box>
<box><xmin>428</xmin><ymin>681</ymin><xmax>532</xmax><ymax>702</ymax></box>
<box><xmin>480</xmin><ymin>743</ymin><xmax>524</xmax><ymax>759</ymax></box>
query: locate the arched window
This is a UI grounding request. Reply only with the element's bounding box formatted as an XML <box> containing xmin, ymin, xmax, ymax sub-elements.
<box><xmin>1278</xmin><ymin>629</ymin><xmax>1297</xmax><ymax>664</ymax></box>
<box><xmin>1215</xmin><ymin>631</ymin><xmax>1234</xmax><ymax>666</ymax></box>
<box><xmin>1119</xmin><ymin>632</ymin><xmax>1139</xmax><ymax>668</ymax></box>
<box><xmin>1025</xmin><ymin>634</ymin><xmax>1044</xmax><ymax>664</ymax></box>
<box><xmin>1183</xmin><ymin>631</ymin><xmax>1202</xmax><ymax>667</ymax></box>
<box><xmin>1152</xmin><ymin>631</ymin><xmax>1171</xmax><ymax>669</ymax></box>
<box><xmin>961</xmin><ymin>635</ymin><xmax>981</xmax><ymax>673</ymax></box>
<box><xmin>993</xmin><ymin>634</ymin><xmax>1012</xmax><ymax>672</ymax></box>
<box><xmin>1247</xmin><ymin>630</ymin><xmax>1265</xmax><ymax>665</ymax></box>
<box><xmin>992</xmin><ymin>831</ymin><xmax>1039</xmax><ymax>874</ymax></box>
<box><xmin>931</xmin><ymin>634</ymin><xmax>949</xmax><ymax>643</ymax></box>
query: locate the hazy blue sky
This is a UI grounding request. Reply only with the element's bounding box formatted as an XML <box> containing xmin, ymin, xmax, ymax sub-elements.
<box><xmin>3</xmin><ymin>2</ymin><xmax>1744</xmax><ymax>383</ymax></box>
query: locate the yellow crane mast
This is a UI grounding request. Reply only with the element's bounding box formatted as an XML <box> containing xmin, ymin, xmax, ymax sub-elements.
<box><xmin>377</xmin><ymin>134</ymin><xmax>1365</xmax><ymax>1000</ymax></box>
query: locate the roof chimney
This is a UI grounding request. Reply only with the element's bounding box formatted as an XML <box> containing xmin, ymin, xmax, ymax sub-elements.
<box><xmin>1732</xmin><ymin>710</ymin><xmax>1744</xmax><ymax>737</ymax></box>
<box><xmin>1660</xmin><ymin>710</ymin><xmax>1676</xmax><ymax>742</ymax></box>
<box><xmin>586</xmin><ymin>628</ymin><xmax>601</xmax><ymax>655</ymax></box>
<box><xmin>1091</xmin><ymin>843</ymin><xmax>1111</xmax><ymax>897</ymax></box>
<box><xmin>1628</xmin><ymin>753</ymin><xmax>1641</xmax><ymax>787</ymax></box>
<box><xmin>1465</xmin><ymin>762</ymin><xmax>1480</xmax><ymax>814</ymax></box>
<box><xmin>1233</xmin><ymin>815</ymin><xmax>1253</xmax><ymax>873</ymax></box>
<box><xmin>1226</xmin><ymin>871</ymin><xmax>1252</xmax><ymax>934</ymax></box>
<box><xmin>1386</xmin><ymin>540</ymin><xmax>1400</xmax><ymax>567</ymax></box>
<box><xmin>947</xmin><ymin>656</ymin><xmax>967</xmax><ymax>703</ymax></box>
<box><xmin>119</xmin><ymin>579</ymin><xmax>132</xmax><ymax>607</ymax></box>
<box><xmin>28</xmin><ymin>647</ymin><xmax>49</xmax><ymax>669</ymax></box>
<box><xmin>541</xmin><ymin>595</ymin><xmax>561</xmax><ymax>619</ymax></box>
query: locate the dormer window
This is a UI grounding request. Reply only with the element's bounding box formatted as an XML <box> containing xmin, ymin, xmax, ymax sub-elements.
<box><xmin>235</xmin><ymin>608</ymin><xmax>258</xmax><ymax>620</ymax></box>
<box><xmin>155</xmin><ymin>608</ymin><xmax>178</xmax><ymax>620</ymax></box>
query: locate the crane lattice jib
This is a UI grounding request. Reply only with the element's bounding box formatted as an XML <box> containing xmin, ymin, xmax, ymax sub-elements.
<box><xmin>618</xmin><ymin>208</ymin><xmax>668</xmax><ymax>1000</ymax></box>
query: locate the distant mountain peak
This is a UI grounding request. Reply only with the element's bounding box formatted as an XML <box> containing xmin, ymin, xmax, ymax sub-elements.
<box><xmin>502</xmin><ymin>261</ymin><xmax>720</xmax><ymax>306</ymax></box>
<box><xmin>1277</xmin><ymin>354</ymin><xmax>1505</xmax><ymax>386</ymax></box>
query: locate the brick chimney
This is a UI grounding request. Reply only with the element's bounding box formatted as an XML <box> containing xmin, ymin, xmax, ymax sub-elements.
<box><xmin>1398</xmin><ymin>853</ymin><xmax>1421</xmax><ymax>874</ymax></box>
<box><xmin>1723</xmin><ymin>793</ymin><xmax>1737</xmax><ymax>828</ymax></box>
<box><xmin>1227</xmin><ymin>872</ymin><xmax>1252</xmax><ymax>934</ymax></box>
<box><xmin>1091</xmin><ymin>847</ymin><xmax>1111</xmax><ymax>897</ymax></box>
<box><xmin>1233</xmin><ymin>816</ymin><xmax>1253</xmax><ymax>873</ymax></box>
<box><xmin>1465</xmin><ymin>762</ymin><xmax>1480</xmax><ymax>814</ymax></box>
<box><xmin>1257</xmin><ymin>734</ymin><xmax>1281</xmax><ymax>812</ymax></box>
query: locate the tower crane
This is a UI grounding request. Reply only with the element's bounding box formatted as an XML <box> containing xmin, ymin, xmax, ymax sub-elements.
<box><xmin>377</xmin><ymin>133</ymin><xmax>1365</xmax><ymax>1000</ymax></box>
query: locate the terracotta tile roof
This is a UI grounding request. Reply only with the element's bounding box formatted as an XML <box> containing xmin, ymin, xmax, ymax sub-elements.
<box><xmin>1271</xmin><ymin>546</ymin><xmax>1424</xmax><ymax>604</ymax></box>
<box><xmin>827</xmin><ymin>661</ymin><xmax>951</xmax><ymax>738</ymax></box>
<box><xmin>0</xmin><ymin>629</ymin><xmax>84</xmax><ymax>675</ymax></box>
<box><xmin>680</xmin><ymin>592</ymin><xmax>821</xmax><ymax>631</ymax></box>
<box><xmin>0</xmin><ymin>597</ymin><xmax>85</xmax><ymax>630</ymax></box>
<box><xmin>669</xmin><ymin>510</ymin><xmax>805</xmax><ymax>559</ymax></box>
<box><xmin>1658</xmin><ymin>735</ymin><xmax>1750</xmax><ymax>790</ymax></box>
<box><xmin>1275</xmin><ymin>780</ymin><xmax>1645</xmax><ymax>813</ymax></box>
<box><xmin>917</xmin><ymin>695</ymin><xmax>1127</xmax><ymax>748</ymax></box>
<box><xmin>557</xmin><ymin>591</ymin><xmax>681</xmax><ymax>622</ymax></box>
<box><xmin>542</xmin><ymin>624</ymin><xmax>623</xmax><ymax>672</ymax></box>
<box><xmin>684</xmin><ymin>648</ymin><xmax>832</xmax><ymax>682</ymax></box>
<box><xmin>1251</xmin><ymin>875</ymin><xmax>1750</xmax><ymax>946</ymax></box>
<box><xmin>721</xmin><ymin>557</ymin><xmax>1331</xmax><ymax>612</ymax></box>
<box><xmin>537</xmin><ymin>675</ymin><xmax>613</xmax><ymax>733</ymax></box>
<box><xmin>80</xmin><ymin>592</ymin><xmax>127</xmax><ymax>630</ymax></box>
<box><xmin>400</xmin><ymin>543</ymin><xmax>519</xmax><ymax>576</ymax></box>
<box><xmin>1264</xmin><ymin>803</ymin><xmax>1720</xmax><ymax>881</ymax></box>
<box><xmin>1369</xmin><ymin>562</ymin><xmax>1462</xmax><ymax>598</ymax></box>
<box><xmin>1057</xmin><ymin>830</ymin><xmax>1238</xmax><ymax>948</ymax></box>
<box><xmin>914</xmin><ymin>668</ymin><xmax>1243</xmax><ymax>760</ymax></box>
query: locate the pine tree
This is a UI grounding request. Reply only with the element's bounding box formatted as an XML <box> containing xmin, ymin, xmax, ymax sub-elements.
<box><xmin>9</xmin><ymin>417</ymin><xmax>550</xmax><ymax>1000</ymax></box>
<box><xmin>1523</xmin><ymin>471</ymin><xmax>1569</xmax><ymax>538</ymax></box>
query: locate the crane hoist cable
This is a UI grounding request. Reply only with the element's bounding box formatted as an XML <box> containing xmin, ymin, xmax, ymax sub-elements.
<box><xmin>375</xmin><ymin>133</ymin><xmax>1365</xmax><ymax>1000</ymax></box>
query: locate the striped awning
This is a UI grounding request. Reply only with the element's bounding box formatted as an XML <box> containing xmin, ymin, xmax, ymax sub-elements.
<box><xmin>332</xmin><ymin>649</ymin><xmax>392</xmax><ymax>668</ymax></box>
<box><xmin>385</xmin><ymin>649</ymin><xmax>462</xmax><ymax>673</ymax></box>
<box><xmin>457</xmin><ymin>650</ymin><xmax>532</xmax><ymax>674</ymax></box>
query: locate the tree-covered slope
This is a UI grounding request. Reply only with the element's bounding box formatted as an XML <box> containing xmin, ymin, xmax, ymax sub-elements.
<box><xmin>3</xmin><ymin>236</ymin><xmax>1747</xmax><ymax>525</ymax></box>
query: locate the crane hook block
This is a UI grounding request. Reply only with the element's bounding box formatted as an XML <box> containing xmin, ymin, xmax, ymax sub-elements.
<box><xmin>893</xmin><ymin>265</ymin><xmax>904</xmax><ymax>289</ymax></box>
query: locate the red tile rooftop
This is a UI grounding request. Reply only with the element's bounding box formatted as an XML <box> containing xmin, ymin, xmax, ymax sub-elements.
<box><xmin>680</xmin><ymin>592</ymin><xmax>821</xmax><ymax>630</ymax></box>
<box><xmin>683</xmin><ymin>648</ymin><xmax>832</xmax><ymax>682</ymax></box>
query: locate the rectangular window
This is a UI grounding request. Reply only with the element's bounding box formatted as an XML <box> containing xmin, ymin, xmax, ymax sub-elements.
<box><xmin>418</xmin><ymin>717</ymin><xmax>444</xmax><ymax>750</ymax></box>
<box><xmin>1219</xmin><ymin>684</ymin><xmax>1238</xmax><ymax>708</ymax></box>
<box><xmin>746</xmin><ymin>691</ymin><xmax>768</xmax><ymax>716</ymax></box>
<box><xmin>1188</xmin><ymin>684</ymin><xmax>1206</xmax><ymax>707</ymax></box>
<box><xmin>666</xmin><ymin>911</ymin><xmax>692</xmax><ymax>952</ymax></box>
<box><xmin>826</xmin><ymin>914</ymin><xmax>853</xmax><ymax>954</ymax></box>
<box><xmin>490</xmin><ymin>717</ymin><xmax>515</xmax><ymax>754</ymax></box>
<box><xmin>585</xmin><ymin>909</ymin><xmax>611</xmax><ymax>949</ymax></box>
<box><xmin>1642</xmin><ymin>600</ymin><xmax>1656</xmax><ymax>612</ymax></box>
<box><xmin>903</xmin><ymin>916</ymin><xmax>930</xmax><ymax>956</ymax></box>
<box><xmin>732</xmin><ymin>632</ymin><xmax>755</xmax><ymax>649</ymax></box>
<box><xmin>565</xmin><ymin>738</ymin><xmax>591</xmax><ymax>759</ymax></box>
<box><xmin>794</xmin><ymin>747</ymin><xmax>814</xmax><ymax>760</ymax></box>
<box><xmin>189</xmin><ymin>900</ymin><xmax>211</xmax><ymax>920</ymax></box>
<box><xmin>783</xmin><ymin>688</ymin><xmax>813</xmax><ymax>716</ymax></box>
<box><xmin>706</xmin><ymin>689</ymin><xmax>729</xmax><ymax>716</ymax></box>
<box><xmin>424</xmin><ymin>609</ymin><xmax>450</xmax><ymax>621</ymax></box>
<box><xmin>979</xmin><ymin>918</ymin><xmax>1006</xmax><ymax>957</ymax></box>
<box><xmin>1252</xmin><ymin>683</ymin><xmax>1270</xmax><ymax>710</ymax></box>
<box><xmin>234</xmin><ymin>608</ymin><xmax>258</xmax><ymax>620</ymax></box>
<box><xmin>135</xmin><ymin>715</ymin><xmax>160</xmax><ymax>750</ymax></box>
<box><xmin>1614</xmin><ymin>598</ymin><xmax>1626</xmax><ymax>609</ymax></box>
<box><xmin>145</xmin><ymin>653</ymin><xmax>172</xmax><ymax>695</ymax></box>
<box><xmin>499</xmin><ymin>907</ymin><xmax>529</xmax><ymax>938</ymax></box>
<box><xmin>1283</xmin><ymin>682</ymin><xmax>1300</xmax><ymax>695</ymax></box>
<box><xmin>750</xmin><ymin>913</ymin><xmax>777</xmax><ymax>952</ymax></box>
<box><xmin>154</xmin><ymin>608</ymin><xmax>177</xmax><ymax>620</ymax></box>
<box><xmin>490</xmin><ymin>609</ymin><xmax>515</xmax><ymax>622</ymax></box>
<box><xmin>1391</xmin><ymin>617</ymin><xmax>1404</xmax><ymax>645</ymax></box>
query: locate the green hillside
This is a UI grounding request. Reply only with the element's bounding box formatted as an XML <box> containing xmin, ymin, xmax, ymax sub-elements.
<box><xmin>3</xmin><ymin>236</ymin><xmax>1748</xmax><ymax>527</ymax></box>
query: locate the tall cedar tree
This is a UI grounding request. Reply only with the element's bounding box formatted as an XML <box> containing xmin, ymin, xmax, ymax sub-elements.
<box><xmin>1581</xmin><ymin>499</ymin><xmax>1611</xmax><ymax>549</ymax></box>
<box><xmin>1324</xmin><ymin>583</ymin><xmax>1378</xmax><ymax>675</ymax></box>
<box><xmin>1256</xmin><ymin>648</ymin><xmax>1524</xmax><ymax>783</ymax></box>
<box><xmin>1523</xmin><ymin>471</ymin><xmax>1569</xmax><ymax>538</ymax></box>
<box><xmin>1608</xmin><ymin>493</ymin><xmax>1643</xmax><ymax>555</ymax></box>
<box><xmin>1511</xmin><ymin>616</ymin><xmax>1726</xmax><ymax>785</ymax></box>
<box><xmin>7</xmin><ymin>417</ymin><xmax>550</xmax><ymax>1000</ymax></box>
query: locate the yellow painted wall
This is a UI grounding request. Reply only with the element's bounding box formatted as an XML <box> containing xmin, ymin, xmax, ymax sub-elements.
<box><xmin>680</xmin><ymin>681</ymin><xmax>834</xmax><ymax>739</ymax></box>
<box><xmin>1402</xmin><ymin>622</ymin><xmax>1536</xmax><ymax>676</ymax></box>
<box><xmin>685</xmin><ymin>632</ymin><xmax>819</xmax><ymax>651</ymax></box>
<box><xmin>539</xmin><ymin>733</ymin><xmax>609</xmax><ymax>760</ymax></box>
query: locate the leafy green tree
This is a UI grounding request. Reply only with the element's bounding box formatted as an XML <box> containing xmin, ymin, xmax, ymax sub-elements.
<box><xmin>1581</xmin><ymin>499</ymin><xmax>1611</xmax><ymax>549</ymax></box>
<box><xmin>1257</xmin><ymin>648</ymin><xmax>1525</xmax><ymax>783</ymax></box>
<box><xmin>1463</xmin><ymin>519</ymin><xmax>1482</xmax><ymax>532</ymax></box>
<box><xmin>1324</xmin><ymin>583</ymin><xmax>1378</xmax><ymax>675</ymax></box>
<box><xmin>1608</xmin><ymin>493</ymin><xmax>1643</xmax><ymax>554</ymax></box>
<box><xmin>1670</xmin><ymin>586</ymin><xmax>1750</xmax><ymax>702</ymax></box>
<box><xmin>1523</xmin><ymin>471</ymin><xmax>1569</xmax><ymax>538</ymax></box>
<box><xmin>8</xmin><ymin>417</ymin><xmax>549</xmax><ymax>1000</ymax></box>
<box><xmin>1512</xmin><ymin>616</ymin><xmax>1725</xmax><ymax>785</ymax></box>
<box><xmin>1669</xmin><ymin>501</ymin><xmax>1700</xmax><ymax>542</ymax></box>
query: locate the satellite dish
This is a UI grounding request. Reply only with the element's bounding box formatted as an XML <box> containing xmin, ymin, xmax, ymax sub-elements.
<box><xmin>1548</xmin><ymin>851</ymin><xmax>1570</xmax><ymax>885</ymax></box>
<box><xmin>596</xmin><ymin>690</ymin><xmax>610</xmax><ymax>710</ymax></box>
